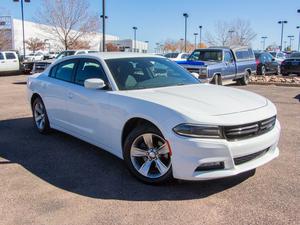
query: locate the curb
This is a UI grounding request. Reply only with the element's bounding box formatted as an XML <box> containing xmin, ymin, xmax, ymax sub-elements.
<box><xmin>249</xmin><ymin>82</ymin><xmax>300</xmax><ymax>87</ymax></box>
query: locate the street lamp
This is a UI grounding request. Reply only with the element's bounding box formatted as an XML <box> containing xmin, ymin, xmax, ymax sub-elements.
<box><xmin>287</xmin><ymin>35</ymin><xmax>294</xmax><ymax>50</ymax></box>
<box><xmin>228</xmin><ymin>30</ymin><xmax>235</xmax><ymax>45</ymax></box>
<box><xmin>101</xmin><ymin>0</ymin><xmax>108</xmax><ymax>52</ymax></box>
<box><xmin>183</xmin><ymin>13</ymin><xmax>189</xmax><ymax>52</ymax></box>
<box><xmin>193</xmin><ymin>33</ymin><xmax>198</xmax><ymax>49</ymax></box>
<box><xmin>180</xmin><ymin>38</ymin><xmax>184</xmax><ymax>52</ymax></box>
<box><xmin>297</xmin><ymin>26</ymin><xmax>300</xmax><ymax>51</ymax></box>
<box><xmin>199</xmin><ymin>25</ymin><xmax>203</xmax><ymax>47</ymax></box>
<box><xmin>261</xmin><ymin>36</ymin><xmax>268</xmax><ymax>50</ymax></box>
<box><xmin>278</xmin><ymin>20</ymin><xmax>288</xmax><ymax>51</ymax></box>
<box><xmin>13</xmin><ymin>0</ymin><xmax>30</xmax><ymax>57</ymax></box>
<box><xmin>132</xmin><ymin>26</ymin><xmax>137</xmax><ymax>52</ymax></box>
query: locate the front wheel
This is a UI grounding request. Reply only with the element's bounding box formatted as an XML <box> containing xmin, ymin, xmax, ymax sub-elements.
<box><xmin>123</xmin><ymin>125</ymin><xmax>173</xmax><ymax>184</ymax></box>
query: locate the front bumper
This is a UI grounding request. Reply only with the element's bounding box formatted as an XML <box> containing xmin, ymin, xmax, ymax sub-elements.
<box><xmin>168</xmin><ymin>120</ymin><xmax>280</xmax><ymax>181</ymax></box>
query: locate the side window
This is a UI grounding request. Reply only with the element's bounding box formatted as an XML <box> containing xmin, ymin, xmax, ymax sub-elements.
<box><xmin>5</xmin><ymin>53</ymin><xmax>16</xmax><ymax>59</ymax></box>
<box><xmin>0</xmin><ymin>53</ymin><xmax>4</xmax><ymax>60</ymax></box>
<box><xmin>55</xmin><ymin>60</ymin><xmax>77</xmax><ymax>82</ymax></box>
<box><xmin>49</xmin><ymin>65</ymin><xmax>58</xmax><ymax>77</ymax></box>
<box><xmin>224</xmin><ymin>51</ymin><xmax>234</xmax><ymax>63</ymax></box>
<box><xmin>235</xmin><ymin>51</ymin><xmax>242</xmax><ymax>60</ymax></box>
<box><xmin>75</xmin><ymin>59</ymin><xmax>108</xmax><ymax>85</ymax></box>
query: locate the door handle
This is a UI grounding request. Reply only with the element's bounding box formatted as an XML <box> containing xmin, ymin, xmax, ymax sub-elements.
<box><xmin>68</xmin><ymin>92</ymin><xmax>73</xmax><ymax>99</ymax></box>
<box><xmin>0</xmin><ymin>61</ymin><xmax>4</xmax><ymax>63</ymax></box>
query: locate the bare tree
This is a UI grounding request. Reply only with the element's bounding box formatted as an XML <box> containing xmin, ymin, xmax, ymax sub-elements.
<box><xmin>36</xmin><ymin>0</ymin><xmax>99</xmax><ymax>50</ymax></box>
<box><xmin>206</xmin><ymin>19</ymin><xmax>256</xmax><ymax>46</ymax></box>
<box><xmin>25</xmin><ymin>38</ymin><xmax>45</xmax><ymax>53</ymax></box>
<box><xmin>106</xmin><ymin>43</ymin><xmax>119</xmax><ymax>52</ymax></box>
<box><xmin>69</xmin><ymin>39</ymin><xmax>91</xmax><ymax>50</ymax></box>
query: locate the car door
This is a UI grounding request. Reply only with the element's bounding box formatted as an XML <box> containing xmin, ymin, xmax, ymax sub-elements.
<box><xmin>4</xmin><ymin>52</ymin><xmax>19</xmax><ymax>71</ymax></box>
<box><xmin>66</xmin><ymin>58</ymin><xmax>112</xmax><ymax>146</ymax></box>
<box><xmin>266</xmin><ymin>53</ymin><xmax>278</xmax><ymax>73</ymax></box>
<box><xmin>42</xmin><ymin>59</ymin><xmax>79</xmax><ymax>130</ymax></box>
<box><xmin>223</xmin><ymin>50</ymin><xmax>236</xmax><ymax>79</ymax></box>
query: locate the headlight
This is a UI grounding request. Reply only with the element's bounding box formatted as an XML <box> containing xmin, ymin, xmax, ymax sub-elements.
<box><xmin>173</xmin><ymin>124</ymin><xmax>223</xmax><ymax>138</ymax></box>
<box><xmin>200</xmin><ymin>68</ymin><xmax>207</xmax><ymax>75</ymax></box>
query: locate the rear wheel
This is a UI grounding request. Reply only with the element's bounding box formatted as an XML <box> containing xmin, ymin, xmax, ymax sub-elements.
<box><xmin>238</xmin><ymin>71</ymin><xmax>250</xmax><ymax>85</ymax></box>
<box><xmin>259</xmin><ymin>65</ymin><xmax>266</xmax><ymax>75</ymax></box>
<box><xmin>32</xmin><ymin>97</ymin><xmax>50</xmax><ymax>134</ymax></box>
<box><xmin>123</xmin><ymin>125</ymin><xmax>172</xmax><ymax>184</ymax></box>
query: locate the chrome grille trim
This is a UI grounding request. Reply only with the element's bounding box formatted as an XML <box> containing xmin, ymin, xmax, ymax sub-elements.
<box><xmin>223</xmin><ymin>116</ymin><xmax>276</xmax><ymax>141</ymax></box>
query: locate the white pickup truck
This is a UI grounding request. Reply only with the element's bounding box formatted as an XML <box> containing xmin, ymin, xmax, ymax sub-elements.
<box><xmin>0</xmin><ymin>51</ymin><xmax>21</xmax><ymax>73</ymax></box>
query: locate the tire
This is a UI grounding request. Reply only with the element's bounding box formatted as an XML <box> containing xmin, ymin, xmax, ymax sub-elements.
<box><xmin>275</xmin><ymin>65</ymin><xmax>280</xmax><ymax>75</ymax></box>
<box><xmin>259</xmin><ymin>65</ymin><xmax>266</xmax><ymax>75</ymax></box>
<box><xmin>238</xmin><ymin>71</ymin><xmax>250</xmax><ymax>86</ymax></box>
<box><xmin>123</xmin><ymin>124</ymin><xmax>173</xmax><ymax>184</ymax></box>
<box><xmin>211</xmin><ymin>75</ymin><xmax>222</xmax><ymax>85</ymax></box>
<box><xmin>32</xmin><ymin>97</ymin><xmax>51</xmax><ymax>134</ymax></box>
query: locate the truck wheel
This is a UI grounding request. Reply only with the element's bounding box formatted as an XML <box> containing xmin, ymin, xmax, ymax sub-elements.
<box><xmin>238</xmin><ymin>71</ymin><xmax>250</xmax><ymax>85</ymax></box>
<box><xmin>211</xmin><ymin>75</ymin><xmax>222</xmax><ymax>85</ymax></box>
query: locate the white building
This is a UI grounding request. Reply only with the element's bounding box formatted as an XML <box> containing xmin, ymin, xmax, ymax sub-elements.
<box><xmin>108</xmin><ymin>39</ymin><xmax>149</xmax><ymax>53</ymax></box>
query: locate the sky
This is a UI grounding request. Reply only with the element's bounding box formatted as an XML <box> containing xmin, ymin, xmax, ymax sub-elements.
<box><xmin>1</xmin><ymin>0</ymin><xmax>300</xmax><ymax>51</ymax></box>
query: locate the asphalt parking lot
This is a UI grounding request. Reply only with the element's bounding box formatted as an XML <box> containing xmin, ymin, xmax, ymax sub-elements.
<box><xmin>0</xmin><ymin>75</ymin><xmax>299</xmax><ymax>225</ymax></box>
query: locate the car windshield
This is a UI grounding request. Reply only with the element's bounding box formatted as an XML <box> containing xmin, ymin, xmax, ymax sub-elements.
<box><xmin>105</xmin><ymin>57</ymin><xmax>200</xmax><ymax>90</ymax></box>
<box><xmin>188</xmin><ymin>50</ymin><xmax>223</xmax><ymax>61</ymax></box>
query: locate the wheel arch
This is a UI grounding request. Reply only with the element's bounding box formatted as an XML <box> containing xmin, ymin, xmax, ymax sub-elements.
<box><xmin>31</xmin><ymin>93</ymin><xmax>42</xmax><ymax>108</ymax></box>
<box><xmin>121</xmin><ymin>117</ymin><xmax>162</xmax><ymax>149</ymax></box>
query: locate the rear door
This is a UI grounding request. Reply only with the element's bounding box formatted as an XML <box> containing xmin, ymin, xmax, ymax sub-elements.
<box><xmin>4</xmin><ymin>52</ymin><xmax>19</xmax><ymax>71</ymax></box>
<box><xmin>266</xmin><ymin>53</ymin><xmax>278</xmax><ymax>73</ymax></box>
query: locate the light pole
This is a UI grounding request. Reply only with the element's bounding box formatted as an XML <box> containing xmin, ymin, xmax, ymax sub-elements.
<box><xmin>13</xmin><ymin>0</ymin><xmax>30</xmax><ymax>57</ymax></box>
<box><xmin>278</xmin><ymin>20</ymin><xmax>288</xmax><ymax>51</ymax></box>
<box><xmin>284</xmin><ymin>41</ymin><xmax>287</xmax><ymax>50</ymax></box>
<box><xmin>183</xmin><ymin>13</ymin><xmax>189</xmax><ymax>52</ymax></box>
<box><xmin>297</xmin><ymin>26</ymin><xmax>300</xmax><ymax>51</ymax></box>
<box><xmin>155</xmin><ymin>42</ymin><xmax>160</xmax><ymax>54</ymax></box>
<box><xmin>132</xmin><ymin>26</ymin><xmax>137</xmax><ymax>52</ymax></box>
<box><xmin>199</xmin><ymin>25</ymin><xmax>202</xmax><ymax>47</ymax></box>
<box><xmin>145</xmin><ymin>41</ymin><xmax>149</xmax><ymax>53</ymax></box>
<box><xmin>287</xmin><ymin>35</ymin><xmax>294</xmax><ymax>50</ymax></box>
<box><xmin>180</xmin><ymin>38</ymin><xmax>184</xmax><ymax>52</ymax></box>
<box><xmin>228</xmin><ymin>30</ymin><xmax>235</xmax><ymax>45</ymax></box>
<box><xmin>193</xmin><ymin>33</ymin><xmax>198</xmax><ymax>49</ymax></box>
<box><xmin>261</xmin><ymin>36</ymin><xmax>268</xmax><ymax>50</ymax></box>
<box><xmin>101</xmin><ymin>0</ymin><xmax>108</xmax><ymax>52</ymax></box>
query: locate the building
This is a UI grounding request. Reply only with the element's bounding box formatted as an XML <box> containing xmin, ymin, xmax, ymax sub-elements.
<box><xmin>108</xmin><ymin>39</ymin><xmax>149</xmax><ymax>53</ymax></box>
<box><xmin>0</xmin><ymin>16</ymin><xmax>148</xmax><ymax>55</ymax></box>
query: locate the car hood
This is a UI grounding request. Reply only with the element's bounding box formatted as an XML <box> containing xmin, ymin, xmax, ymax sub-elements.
<box><xmin>120</xmin><ymin>84</ymin><xmax>268</xmax><ymax>116</ymax></box>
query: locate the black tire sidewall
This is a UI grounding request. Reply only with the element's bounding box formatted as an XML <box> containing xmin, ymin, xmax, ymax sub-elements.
<box><xmin>32</xmin><ymin>97</ymin><xmax>50</xmax><ymax>134</ymax></box>
<box><xmin>123</xmin><ymin>125</ymin><xmax>173</xmax><ymax>184</ymax></box>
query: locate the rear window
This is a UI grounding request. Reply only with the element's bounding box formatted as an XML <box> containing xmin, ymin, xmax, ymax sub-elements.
<box><xmin>5</xmin><ymin>53</ymin><xmax>16</xmax><ymax>59</ymax></box>
<box><xmin>235</xmin><ymin>49</ymin><xmax>254</xmax><ymax>60</ymax></box>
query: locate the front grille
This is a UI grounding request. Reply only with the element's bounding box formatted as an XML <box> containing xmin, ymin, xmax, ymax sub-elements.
<box><xmin>223</xmin><ymin>116</ymin><xmax>276</xmax><ymax>141</ymax></box>
<box><xmin>186</xmin><ymin>67</ymin><xmax>199</xmax><ymax>74</ymax></box>
<box><xmin>234</xmin><ymin>148</ymin><xmax>269</xmax><ymax>165</ymax></box>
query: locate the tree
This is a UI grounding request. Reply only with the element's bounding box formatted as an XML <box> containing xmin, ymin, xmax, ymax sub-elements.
<box><xmin>69</xmin><ymin>39</ymin><xmax>91</xmax><ymax>50</ymax></box>
<box><xmin>25</xmin><ymin>38</ymin><xmax>45</xmax><ymax>53</ymax></box>
<box><xmin>206</xmin><ymin>19</ymin><xmax>256</xmax><ymax>46</ymax></box>
<box><xmin>106</xmin><ymin>43</ymin><xmax>119</xmax><ymax>52</ymax></box>
<box><xmin>36</xmin><ymin>0</ymin><xmax>99</xmax><ymax>50</ymax></box>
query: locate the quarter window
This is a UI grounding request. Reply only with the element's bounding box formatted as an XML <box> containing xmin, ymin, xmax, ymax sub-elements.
<box><xmin>5</xmin><ymin>53</ymin><xmax>16</xmax><ymax>59</ymax></box>
<box><xmin>55</xmin><ymin>60</ymin><xmax>77</xmax><ymax>82</ymax></box>
<box><xmin>0</xmin><ymin>53</ymin><xmax>4</xmax><ymax>60</ymax></box>
<box><xmin>75</xmin><ymin>59</ymin><xmax>108</xmax><ymax>85</ymax></box>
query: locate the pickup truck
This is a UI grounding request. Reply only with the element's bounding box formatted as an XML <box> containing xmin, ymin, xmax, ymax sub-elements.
<box><xmin>177</xmin><ymin>46</ymin><xmax>256</xmax><ymax>85</ymax></box>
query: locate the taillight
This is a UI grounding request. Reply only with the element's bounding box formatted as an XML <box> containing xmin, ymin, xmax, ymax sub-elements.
<box><xmin>256</xmin><ymin>59</ymin><xmax>260</xmax><ymax>65</ymax></box>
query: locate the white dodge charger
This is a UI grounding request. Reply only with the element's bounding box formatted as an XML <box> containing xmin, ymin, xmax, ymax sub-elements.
<box><xmin>27</xmin><ymin>53</ymin><xmax>280</xmax><ymax>184</ymax></box>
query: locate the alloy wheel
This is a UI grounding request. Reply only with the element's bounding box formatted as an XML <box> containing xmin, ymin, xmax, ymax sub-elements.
<box><xmin>130</xmin><ymin>133</ymin><xmax>171</xmax><ymax>179</ymax></box>
<box><xmin>34</xmin><ymin>101</ymin><xmax>46</xmax><ymax>130</ymax></box>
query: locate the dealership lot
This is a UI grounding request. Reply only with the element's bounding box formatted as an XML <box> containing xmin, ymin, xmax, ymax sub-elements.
<box><xmin>0</xmin><ymin>75</ymin><xmax>299</xmax><ymax>225</ymax></box>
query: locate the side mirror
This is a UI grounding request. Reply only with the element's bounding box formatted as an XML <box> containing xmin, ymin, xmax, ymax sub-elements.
<box><xmin>191</xmin><ymin>72</ymin><xmax>199</xmax><ymax>79</ymax></box>
<box><xmin>84</xmin><ymin>78</ymin><xmax>106</xmax><ymax>89</ymax></box>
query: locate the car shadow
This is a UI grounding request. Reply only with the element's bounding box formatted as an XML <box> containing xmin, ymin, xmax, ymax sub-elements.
<box><xmin>0</xmin><ymin>117</ymin><xmax>255</xmax><ymax>201</ymax></box>
<box><xmin>294</xmin><ymin>94</ymin><xmax>300</xmax><ymax>102</ymax></box>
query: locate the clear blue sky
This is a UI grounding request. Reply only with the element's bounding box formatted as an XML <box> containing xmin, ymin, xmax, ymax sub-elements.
<box><xmin>1</xmin><ymin>0</ymin><xmax>300</xmax><ymax>51</ymax></box>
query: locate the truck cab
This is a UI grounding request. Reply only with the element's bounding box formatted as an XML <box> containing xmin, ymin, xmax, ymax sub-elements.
<box><xmin>0</xmin><ymin>51</ymin><xmax>20</xmax><ymax>73</ymax></box>
<box><xmin>177</xmin><ymin>47</ymin><xmax>256</xmax><ymax>85</ymax></box>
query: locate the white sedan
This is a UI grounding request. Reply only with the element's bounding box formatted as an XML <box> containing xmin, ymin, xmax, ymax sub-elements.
<box><xmin>27</xmin><ymin>53</ymin><xmax>280</xmax><ymax>184</ymax></box>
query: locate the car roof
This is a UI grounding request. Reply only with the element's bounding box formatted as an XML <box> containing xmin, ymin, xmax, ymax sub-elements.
<box><xmin>72</xmin><ymin>52</ymin><xmax>165</xmax><ymax>60</ymax></box>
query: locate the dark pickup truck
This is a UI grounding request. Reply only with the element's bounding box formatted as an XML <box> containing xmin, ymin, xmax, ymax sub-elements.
<box><xmin>177</xmin><ymin>46</ymin><xmax>256</xmax><ymax>85</ymax></box>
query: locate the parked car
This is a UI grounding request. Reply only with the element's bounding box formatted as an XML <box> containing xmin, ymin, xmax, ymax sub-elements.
<box><xmin>25</xmin><ymin>52</ymin><xmax>45</xmax><ymax>62</ymax></box>
<box><xmin>164</xmin><ymin>52</ymin><xmax>190</xmax><ymax>61</ymax></box>
<box><xmin>55</xmin><ymin>50</ymin><xmax>99</xmax><ymax>60</ymax></box>
<box><xmin>0</xmin><ymin>51</ymin><xmax>21</xmax><ymax>73</ymax></box>
<box><xmin>289</xmin><ymin>52</ymin><xmax>300</xmax><ymax>58</ymax></box>
<box><xmin>255</xmin><ymin>52</ymin><xmax>280</xmax><ymax>75</ymax></box>
<box><xmin>269</xmin><ymin>51</ymin><xmax>286</xmax><ymax>64</ymax></box>
<box><xmin>177</xmin><ymin>46</ymin><xmax>256</xmax><ymax>85</ymax></box>
<box><xmin>27</xmin><ymin>53</ymin><xmax>280</xmax><ymax>184</ymax></box>
<box><xmin>280</xmin><ymin>57</ymin><xmax>300</xmax><ymax>76</ymax></box>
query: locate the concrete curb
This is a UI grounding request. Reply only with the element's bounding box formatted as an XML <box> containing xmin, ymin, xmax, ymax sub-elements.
<box><xmin>249</xmin><ymin>82</ymin><xmax>300</xmax><ymax>87</ymax></box>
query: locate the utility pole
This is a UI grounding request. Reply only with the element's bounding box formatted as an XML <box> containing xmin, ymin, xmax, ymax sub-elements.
<box><xmin>287</xmin><ymin>35</ymin><xmax>294</xmax><ymax>50</ymax></box>
<box><xmin>297</xmin><ymin>26</ymin><xmax>300</xmax><ymax>51</ymax></box>
<box><xmin>13</xmin><ymin>0</ymin><xmax>30</xmax><ymax>57</ymax></box>
<box><xmin>199</xmin><ymin>25</ymin><xmax>202</xmax><ymax>47</ymax></box>
<box><xmin>132</xmin><ymin>26</ymin><xmax>137</xmax><ymax>52</ymax></box>
<box><xmin>183</xmin><ymin>13</ymin><xmax>189</xmax><ymax>52</ymax></box>
<box><xmin>261</xmin><ymin>36</ymin><xmax>268</xmax><ymax>50</ymax></box>
<box><xmin>278</xmin><ymin>20</ymin><xmax>288</xmax><ymax>51</ymax></box>
<box><xmin>101</xmin><ymin>0</ymin><xmax>108</xmax><ymax>52</ymax></box>
<box><xmin>193</xmin><ymin>33</ymin><xmax>198</xmax><ymax>49</ymax></box>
